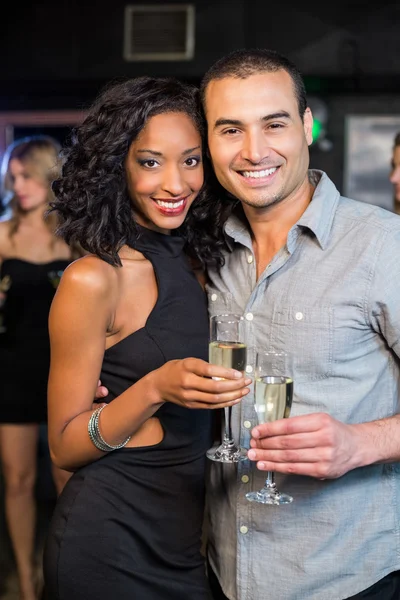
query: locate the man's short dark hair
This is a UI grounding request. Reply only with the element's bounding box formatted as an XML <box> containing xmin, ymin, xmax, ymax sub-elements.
<box><xmin>394</xmin><ymin>132</ymin><xmax>400</xmax><ymax>148</ymax></box>
<box><xmin>200</xmin><ymin>48</ymin><xmax>307</xmax><ymax>120</ymax></box>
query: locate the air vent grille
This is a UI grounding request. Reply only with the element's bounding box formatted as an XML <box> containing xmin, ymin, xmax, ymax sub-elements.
<box><xmin>123</xmin><ymin>4</ymin><xmax>195</xmax><ymax>61</ymax></box>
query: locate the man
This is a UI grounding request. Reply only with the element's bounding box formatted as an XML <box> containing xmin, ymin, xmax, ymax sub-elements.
<box><xmin>202</xmin><ymin>49</ymin><xmax>400</xmax><ymax>600</ymax></box>
<box><xmin>390</xmin><ymin>132</ymin><xmax>400</xmax><ymax>214</ymax></box>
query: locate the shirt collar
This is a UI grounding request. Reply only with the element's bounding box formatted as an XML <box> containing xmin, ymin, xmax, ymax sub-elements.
<box><xmin>294</xmin><ymin>170</ymin><xmax>340</xmax><ymax>250</ymax></box>
<box><xmin>224</xmin><ymin>170</ymin><xmax>340</xmax><ymax>252</ymax></box>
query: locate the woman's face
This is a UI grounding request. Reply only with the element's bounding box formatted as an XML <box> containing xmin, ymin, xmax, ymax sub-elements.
<box><xmin>8</xmin><ymin>158</ymin><xmax>48</xmax><ymax>212</ymax></box>
<box><xmin>125</xmin><ymin>111</ymin><xmax>204</xmax><ymax>234</ymax></box>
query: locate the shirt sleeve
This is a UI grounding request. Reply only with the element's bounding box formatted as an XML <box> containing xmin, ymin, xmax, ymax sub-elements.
<box><xmin>367</xmin><ymin>226</ymin><xmax>400</xmax><ymax>359</ymax></box>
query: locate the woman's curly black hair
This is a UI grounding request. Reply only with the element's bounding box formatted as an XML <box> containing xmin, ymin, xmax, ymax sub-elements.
<box><xmin>51</xmin><ymin>76</ymin><xmax>233</xmax><ymax>268</ymax></box>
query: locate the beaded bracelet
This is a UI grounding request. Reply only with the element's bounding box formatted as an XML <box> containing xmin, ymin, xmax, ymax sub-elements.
<box><xmin>88</xmin><ymin>405</ymin><xmax>131</xmax><ymax>452</ymax></box>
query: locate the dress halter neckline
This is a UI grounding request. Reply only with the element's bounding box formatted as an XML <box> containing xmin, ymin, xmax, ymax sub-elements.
<box><xmin>126</xmin><ymin>225</ymin><xmax>185</xmax><ymax>258</ymax></box>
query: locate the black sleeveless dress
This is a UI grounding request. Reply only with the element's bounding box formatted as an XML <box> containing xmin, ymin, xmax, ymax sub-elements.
<box><xmin>44</xmin><ymin>227</ymin><xmax>213</xmax><ymax>600</ymax></box>
<box><xmin>0</xmin><ymin>258</ymin><xmax>70</xmax><ymax>423</ymax></box>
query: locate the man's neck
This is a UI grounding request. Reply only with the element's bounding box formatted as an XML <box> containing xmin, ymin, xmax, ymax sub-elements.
<box><xmin>241</xmin><ymin>178</ymin><xmax>314</xmax><ymax>279</ymax></box>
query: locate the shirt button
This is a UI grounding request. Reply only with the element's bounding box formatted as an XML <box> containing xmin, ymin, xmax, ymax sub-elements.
<box><xmin>241</xmin><ymin>475</ymin><xmax>249</xmax><ymax>484</ymax></box>
<box><xmin>245</xmin><ymin>313</ymin><xmax>253</xmax><ymax>321</ymax></box>
<box><xmin>240</xmin><ymin>526</ymin><xmax>249</xmax><ymax>534</ymax></box>
<box><xmin>247</xmin><ymin>255</ymin><xmax>253</xmax><ymax>264</ymax></box>
<box><xmin>211</xmin><ymin>293</ymin><xmax>217</xmax><ymax>301</ymax></box>
<box><xmin>245</xmin><ymin>365</ymin><xmax>253</xmax><ymax>373</ymax></box>
<box><xmin>243</xmin><ymin>420</ymin><xmax>252</xmax><ymax>429</ymax></box>
<box><xmin>295</xmin><ymin>312</ymin><xmax>303</xmax><ymax>320</ymax></box>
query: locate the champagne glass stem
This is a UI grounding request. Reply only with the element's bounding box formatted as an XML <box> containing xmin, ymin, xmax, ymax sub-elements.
<box><xmin>223</xmin><ymin>406</ymin><xmax>233</xmax><ymax>444</ymax></box>
<box><xmin>265</xmin><ymin>471</ymin><xmax>275</xmax><ymax>487</ymax></box>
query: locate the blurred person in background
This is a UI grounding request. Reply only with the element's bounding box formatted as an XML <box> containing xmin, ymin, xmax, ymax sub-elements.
<box><xmin>390</xmin><ymin>131</ymin><xmax>400</xmax><ymax>214</ymax></box>
<box><xmin>0</xmin><ymin>136</ymin><xmax>73</xmax><ymax>600</ymax></box>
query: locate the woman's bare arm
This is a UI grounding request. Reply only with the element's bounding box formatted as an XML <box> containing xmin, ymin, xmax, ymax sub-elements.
<box><xmin>47</xmin><ymin>256</ymin><xmax>163</xmax><ymax>470</ymax></box>
<box><xmin>48</xmin><ymin>257</ymin><xmax>250</xmax><ymax>471</ymax></box>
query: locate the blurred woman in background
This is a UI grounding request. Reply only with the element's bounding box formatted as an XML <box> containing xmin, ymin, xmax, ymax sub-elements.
<box><xmin>0</xmin><ymin>136</ymin><xmax>73</xmax><ymax>600</ymax></box>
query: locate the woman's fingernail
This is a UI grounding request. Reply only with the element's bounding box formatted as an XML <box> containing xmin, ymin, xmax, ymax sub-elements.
<box><xmin>233</xmin><ymin>370</ymin><xmax>242</xmax><ymax>378</ymax></box>
<box><xmin>248</xmin><ymin>450</ymin><xmax>256</xmax><ymax>460</ymax></box>
<box><xmin>245</xmin><ymin>378</ymin><xmax>252</xmax><ymax>385</ymax></box>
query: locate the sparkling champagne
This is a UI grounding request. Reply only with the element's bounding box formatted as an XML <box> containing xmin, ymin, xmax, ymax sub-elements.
<box><xmin>209</xmin><ymin>341</ymin><xmax>247</xmax><ymax>372</ymax></box>
<box><xmin>255</xmin><ymin>376</ymin><xmax>293</xmax><ymax>424</ymax></box>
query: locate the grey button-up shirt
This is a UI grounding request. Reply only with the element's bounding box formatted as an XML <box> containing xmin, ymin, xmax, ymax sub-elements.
<box><xmin>206</xmin><ymin>170</ymin><xmax>400</xmax><ymax>600</ymax></box>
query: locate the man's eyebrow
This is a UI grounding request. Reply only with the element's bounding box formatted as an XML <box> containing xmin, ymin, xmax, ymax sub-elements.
<box><xmin>213</xmin><ymin>112</ymin><xmax>292</xmax><ymax>130</ymax></box>
<box><xmin>213</xmin><ymin>118</ymin><xmax>243</xmax><ymax>130</ymax></box>
<box><xmin>262</xmin><ymin>111</ymin><xmax>291</xmax><ymax>121</ymax></box>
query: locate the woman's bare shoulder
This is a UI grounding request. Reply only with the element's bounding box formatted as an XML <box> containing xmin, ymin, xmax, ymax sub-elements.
<box><xmin>60</xmin><ymin>254</ymin><xmax>118</xmax><ymax>298</ymax></box>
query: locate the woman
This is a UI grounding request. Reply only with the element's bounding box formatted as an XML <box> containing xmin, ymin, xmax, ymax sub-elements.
<box><xmin>0</xmin><ymin>136</ymin><xmax>74</xmax><ymax>600</ymax></box>
<box><xmin>43</xmin><ymin>77</ymin><xmax>250</xmax><ymax>600</ymax></box>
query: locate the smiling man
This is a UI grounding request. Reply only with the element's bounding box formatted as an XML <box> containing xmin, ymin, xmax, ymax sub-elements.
<box><xmin>202</xmin><ymin>49</ymin><xmax>400</xmax><ymax>600</ymax></box>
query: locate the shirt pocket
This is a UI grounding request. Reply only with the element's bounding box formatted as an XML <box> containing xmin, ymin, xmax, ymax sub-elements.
<box><xmin>271</xmin><ymin>304</ymin><xmax>334</xmax><ymax>382</ymax></box>
<box><xmin>205</xmin><ymin>285</ymin><xmax>234</xmax><ymax>318</ymax></box>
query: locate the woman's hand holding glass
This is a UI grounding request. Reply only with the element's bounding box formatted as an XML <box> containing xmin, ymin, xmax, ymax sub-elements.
<box><xmin>149</xmin><ymin>357</ymin><xmax>251</xmax><ymax>410</ymax></box>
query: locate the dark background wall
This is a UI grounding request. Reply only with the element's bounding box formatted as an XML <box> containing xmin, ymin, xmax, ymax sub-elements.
<box><xmin>2</xmin><ymin>1</ymin><xmax>400</xmax><ymax>104</ymax></box>
<box><xmin>1</xmin><ymin>0</ymin><xmax>400</xmax><ymax>191</ymax></box>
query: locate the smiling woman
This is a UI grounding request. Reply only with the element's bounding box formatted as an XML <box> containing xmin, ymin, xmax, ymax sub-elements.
<box><xmin>125</xmin><ymin>112</ymin><xmax>203</xmax><ymax>231</ymax></box>
<box><xmin>43</xmin><ymin>76</ymin><xmax>250</xmax><ymax>600</ymax></box>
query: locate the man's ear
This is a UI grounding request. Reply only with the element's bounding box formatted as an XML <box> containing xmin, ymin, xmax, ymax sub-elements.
<box><xmin>303</xmin><ymin>107</ymin><xmax>314</xmax><ymax>146</ymax></box>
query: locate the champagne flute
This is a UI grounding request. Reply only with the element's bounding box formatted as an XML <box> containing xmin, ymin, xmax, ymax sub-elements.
<box><xmin>246</xmin><ymin>350</ymin><xmax>294</xmax><ymax>505</ymax></box>
<box><xmin>206</xmin><ymin>314</ymin><xmax>248</xmax><ymax>463</ymax></box>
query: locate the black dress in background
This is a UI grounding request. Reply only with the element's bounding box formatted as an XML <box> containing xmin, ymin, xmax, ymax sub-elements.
<box><xmin>0</xmin><ymin>258</ymin><xmax>70</xmax><ymax>423</ymax></box>
<box><xmin>44</xmin><ymin>227</ymin><xmax>213</xmax><ymax>600</ymax></box>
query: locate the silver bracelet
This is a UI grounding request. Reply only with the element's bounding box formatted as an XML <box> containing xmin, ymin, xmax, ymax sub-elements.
<box><xmin>88</xmin><ymin>404</ymin><xmax>131</xmax><ymax>452</ymax></box>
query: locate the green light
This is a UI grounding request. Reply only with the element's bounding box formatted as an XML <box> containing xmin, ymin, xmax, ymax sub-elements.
<box><xmin>312</xmin><ymin>119</ymin><xmax>322</xmax><ymax>142</ymax></box>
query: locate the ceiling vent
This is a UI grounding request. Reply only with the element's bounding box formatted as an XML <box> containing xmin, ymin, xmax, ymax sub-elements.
<box><xmin>123</xmin><ymin>4</ymin><xmax>195</xmax><ymax>61</ymax></box>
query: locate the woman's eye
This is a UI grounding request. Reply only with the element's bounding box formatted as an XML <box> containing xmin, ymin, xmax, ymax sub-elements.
<box><xmin>185</xmin><ymin>157</ymin><xmax>200</xmax><ymax>167</ymax></box>
<box><xmin>143</xmin><ymin>160</ymin><xmax>158</xmax><ymax>168</ymax></box>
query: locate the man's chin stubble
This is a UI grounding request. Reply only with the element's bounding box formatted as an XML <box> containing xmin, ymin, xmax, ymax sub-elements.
<box><xmin>240</xmin><ymin>192</ymin><xmax>283</xmax><ymax>210</ymax></box>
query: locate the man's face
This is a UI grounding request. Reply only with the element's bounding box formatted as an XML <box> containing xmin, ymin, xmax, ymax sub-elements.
<box><xmin>204</xmin><ymin>70</ymin><xmax>313</xmax><ymax>209</ymax></box>
<box><xmin>390</xmin><ymin>145</ymin><xmax>400</xmax><ymax>203</ymax></box>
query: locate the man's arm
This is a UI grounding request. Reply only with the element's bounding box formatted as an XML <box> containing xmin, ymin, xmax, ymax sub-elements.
<box><xmin>248</xmin><ymin>413</ymin><xmax>400</xmax><ymax>479</ymax></box>
<box><xmin>249</xmin><ymin>226</ymin><xmax>400</xmax><ymax>479</ymax></box>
